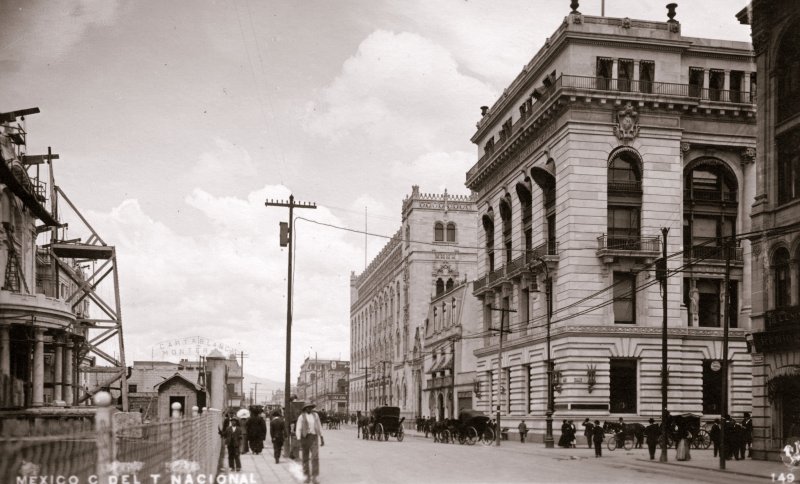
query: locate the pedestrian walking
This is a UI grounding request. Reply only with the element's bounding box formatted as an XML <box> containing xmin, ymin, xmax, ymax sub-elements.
<box><xmin>270</xmin><ymin>411</ymin><xmax>286</xmax><ymax>464</ymax></box>
<box><xmin>644</xmin><ymin>418</ymin><xmax>660</xmax><ymax>460</ymax></box>
<box><xmin>710</xmin><ymin>419</ymin><xmax>721</xmax><ymax>457</ymax></box>
<box><xmin>558</xmin><ymin>420</ymin><xmax>571</xmax><ymax>447</ymax></box>
<box><xmin>743</xmin><ymin>412</ymin><xmax>753</xmax><ymax>458</ymax></box>
<box><xmin>224</xmin><ymin>418</ymin><xmax>243</xmax><ymax>472</ymax></box>
<box><xmin>247</xmin><ymin>412</ymin><xmax>267</xmax><ymax>455</ymax></box>
<box><xmin>518</xmin><ymin>420</ymin><xmax>528</xmax><ymax>443</ymax></box>
<box><xmin>592</xmin><ymin>420</ymin><xmax>605</xmax><ymax>457</ymax></box>
<box><xmin>296</xmin><ymin>403</ymin><xmax>324</xmax><ymax>484</ymax></box>
<box><xmin>582</xmin><ymin>418</ymin><xmax>594</xmax><ymax>449</ymax></box>
<box><xmin>568</xmin><ymin>420</ymin><xmax>577</xmax><ymax>447</ymax></box>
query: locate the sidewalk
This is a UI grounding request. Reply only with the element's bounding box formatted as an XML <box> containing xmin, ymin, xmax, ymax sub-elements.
<box><xmin>235</xmin><ymin>444</ymin><xmax>304</xmax><ymax>484</ymax></box>
<box><xmin>403</xmin><ymin>425</ymin><xmax>788</xmax><ymax>479</ymax></box>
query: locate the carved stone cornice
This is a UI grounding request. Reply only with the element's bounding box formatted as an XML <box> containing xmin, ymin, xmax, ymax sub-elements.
<box><xmin>740</xmin><ymin>147</ymin><xmax>756</xmax><ymax>166</ymax></box>
<box><xmin>751</xmin><ymin>30</ymin><xmax>769</xmax><ymax>55</ymax></box>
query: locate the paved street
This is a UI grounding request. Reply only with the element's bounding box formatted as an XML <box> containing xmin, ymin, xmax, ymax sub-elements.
<box><xmin>239</xmin><ymin>425</ymin><xmax>787</xmax><ymax>484</ymax></box>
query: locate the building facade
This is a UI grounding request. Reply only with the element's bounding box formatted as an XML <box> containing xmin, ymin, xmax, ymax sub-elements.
<box><xmin>296</xmin><ymin>357</ymin><xmax>350</xmax><ymax>414</ymax></box>
<box><xmin>422</xmin><ymin>279</ymin><xmax>482</xmax><ymax>420</ymax></box>
<box><xmin>350</xmin><ymin>187</ymin><xmax>477</xmax><ymax>419</ymax></box>
<box><xmin>466</xmin><ymin>3</ymin><xmax>756</xmax><ymax>437</ymax></box>
<box><xmin>738</xmin><ymin>0</ymin><xmax>800</xmax><ymax>461</ymax></box>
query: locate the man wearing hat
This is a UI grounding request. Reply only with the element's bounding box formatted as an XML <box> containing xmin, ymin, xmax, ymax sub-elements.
<box><xmin>296</xmin><ymin>403</ymin><xmax>324</xmax><ymax>484</ymax></box>
<box><xmin>644</xmin><ymin>418</ymin><xmax>661</xmax><ymax>460</ymax></box>
<box><xmin>224</xmin><ymin>417</ymin><xmax>243</xmax><ymax>472</ymax></box>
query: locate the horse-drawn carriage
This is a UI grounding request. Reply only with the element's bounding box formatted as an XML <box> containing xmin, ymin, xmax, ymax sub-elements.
<box><xmin>436</xmin><ymin>409</ymin><xmax>495</xmax><ymax>446</ymax></box>
<box><xmin>358</xmin><ymin>406</ymin><xmax>405</xmax><ymax>441</ymax></box>
<box><xmin>665</xmin><ymin>413</ymin><xmax>711</xmax><ymax>449</ymax></box>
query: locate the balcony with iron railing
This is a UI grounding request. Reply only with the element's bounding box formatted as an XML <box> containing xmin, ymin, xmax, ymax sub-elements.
<box><xmin>467</xmin><ymin>74</ymin><xmax>756</xmax><ymax>188</ymax></box>
<box><xmin>608</xmin><ymin>180</ymin><xmax>642</xmax><ymax>194</ymax></box>
<box><xmin>426</xmin><ymin>375</ymin><xmax>453</xmax><ymax>390</ymax></box>
<box><xmin>684</xmin><ymin>244</ymin><xmax>743</xmax><ymax>263</ymax></box>
<box><xmin>597</xmin><ymin>234</ymin><xmax>660</xmax><ymax>263</ymax></box>
<box><xmin>683</xmin><ymin>189</ymin><xmax>738</xmax><ymax>204</ymax></box>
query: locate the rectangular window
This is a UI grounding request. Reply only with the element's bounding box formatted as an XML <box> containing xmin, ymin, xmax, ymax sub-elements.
<box><xmin>777</xmin><ymin>126</ymin><xmax>800</xmax><ymax>204</ymax></box>
<box><xmin>730</xmin><ymin>70</ymin><xmax>743</xmax><ymax>103</ymax></box>
<box><xmin>689</xmin><ymin>67</ymin><xmax>704</xmax><ymax>97</ymax></box>
<box><xmin>524</xmin><ymin>364</ymin><xmax>532</xmax><ymax>414</ymax></box>
<box><xmin>520</xmin><ymin>286</ymin><xmax>530</xmax><ymax>329</ymax></box>
<box><xmin>709</xmin><ymin>69</ymin><xmax>724</xmax><ymax>101</ymax></box>
<box><xmin>613</xmin><ymin>272</ymin><xmax>635</xmax><ymax>324</ymax></box>
<box><xmin>618</xmin><ymin>59</ymin><xmax>634</xmax><ymax>92</ymax></box>
<box><xmin>728</xmin><ymin>280</ymin><xmax>739</xmax><ymax>328</ymax></box>
<box><xmin>639</xmin><ymin>61</ymin><xmax>655</xmax><ymax>93</ymax></box>
<box><xmin>501</xmin><ymin>296</ymin><xmax>510</xmax><ymax>343</ymax></box>
<box><xmin>609</xmin><ymin>359</ymin><xmax>637</xmax><ymax>413</ymax></box>
<box><xmin>702</xmin><ymin>360</ymin><xmax>723</xmax><ymax>414</ymax></box>
<box><xmin>596</xmin><ymin>57</ymin><xmax>613</xmax><ymax>90</ymax></box>
<box><xmin>608</xmin><ymin>206</ymin><xmax>640</xmax><ymax>248</ymax></box>
<box><xmin>698</xmin><ymin>279</ymin><xmax>721</xmax><ymax>327</ymax></box>
<box><xmin>505</xmin><ymin>368</ymin><xmax>511</xmax><ymax>413</ymax></box>
<box><xmin>128</xmin><ymin>384</ymin><xmax>138</xmax><ymax>393</ymax></box>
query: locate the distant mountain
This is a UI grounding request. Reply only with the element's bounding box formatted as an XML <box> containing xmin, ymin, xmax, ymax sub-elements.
<box><xmin>242</xmin><ymin>373</ymin><xmax>284</xmax><ymax>404</ymax></box>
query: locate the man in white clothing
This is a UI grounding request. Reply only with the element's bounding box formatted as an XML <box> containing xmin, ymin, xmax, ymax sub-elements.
<box><xmin>296</xmin><ymin>403</ymin><xmax>324</xmax><ymax>483</ymax></box>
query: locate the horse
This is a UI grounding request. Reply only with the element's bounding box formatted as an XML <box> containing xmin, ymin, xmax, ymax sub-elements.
<box><xmin>603</xmin><ymin>421</ymin><xmax>645</xmax><ymax>448</ymax></box>
<box><xmin>356</xmin><ymin>412</ymin><xmax>375</xmax><ymax>439</ymax></box>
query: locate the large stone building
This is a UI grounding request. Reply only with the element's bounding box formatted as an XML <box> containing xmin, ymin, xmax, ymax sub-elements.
<box><xmin>738</xmin><ymin>0</ymin><xmax>800</xmax><ymax>461</ymax></box>
<box><xmin>422</xmin><ymin>279</ymin><xmax>482</xmax><ymax>420</ymax></box>
<box><xmin>350</xmin><ymin>187</ymin><xmax>477</xmax><ymax>419</ymax></box>
<box><xmin>466</xmin><ymin>2</ymin><xmax>756</xmax><ymax>438</ymax></box>
<box><xmin>296</xmin><ymin>357</ymin><xmax>350</xmax><ymax>414</ymax></box>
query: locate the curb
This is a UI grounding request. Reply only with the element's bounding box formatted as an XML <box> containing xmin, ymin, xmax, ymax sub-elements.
<box><xmin>635</xmin><ymin>457</ymin><xmax>770</xmax><ymax>479</ymax></box>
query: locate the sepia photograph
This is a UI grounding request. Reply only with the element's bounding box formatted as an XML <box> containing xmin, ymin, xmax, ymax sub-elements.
<box><xmin>0</xmin><ymin>0</ymin><xmax>799</xmax><ymax>482</ymax></box>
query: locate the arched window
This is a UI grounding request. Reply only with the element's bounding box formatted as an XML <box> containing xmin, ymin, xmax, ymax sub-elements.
<box><xmin>434</xmin><ymin>222</ymin><xmax>444</xmax><ymax>242</ymax></box>
<box><xmin>436</xmin><ymin>278</ymin><xmax>444</xmax><ymax>296</ymax></box>
<box><xmin>405</xmin><ymin>225</ymin><xmax>411</xmax><ymax>247</ymax></box>
<box><xmin>483</xmin><ymin>209</ymin><xmax>495</xmax><ymax>272</ymax></box>
<box><xmin>446</xmin><ymin>223</ymin><xmax>456</xmax><ymax>242</ymax></box>
<box><xmin>531</xmin><ymin>165</ymin><xmax>556</xmax><ymax>254</ymax></box>
<box><xmin>778</xmin><ymin>24</ymin><xmax>800</xmax><ymax>122</ymax></box>
<box><xmin>607</xmin><ymin>149</ymin><xmax>643</xmax><ymax>250</ymax></box>
<box><xmin>683</xmin><ymin>159</ymin><xmax>738</xmax><ymax>260</ymax></box>
<box><xmin>446</xmin><ymin>278</ymin><xmax>454</xmax><ymax>292</ymax></box>
<box><xmin>774</xmin><ymin>248</ymin><xmax>792</xmax><ymax>309</ymax></box>
<box><xmin>516</xmin><ymin>181</ymin><xmax>532</xmax><ymax>251</ymax></box>
<box><xmin>499</xmin><ymin>195</ymin><xmax>513</xmax><ymax>264</ymax></box>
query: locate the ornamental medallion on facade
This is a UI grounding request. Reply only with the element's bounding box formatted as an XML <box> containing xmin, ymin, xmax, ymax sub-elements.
<box><xmin>613</xmin><ymin>103</ymin><xmax>640</xmax><ymax>143</ymax></box>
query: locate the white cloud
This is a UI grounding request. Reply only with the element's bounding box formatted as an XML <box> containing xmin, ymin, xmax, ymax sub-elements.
<box><xmin>78</xmin><ymin>183</ymin><xmax>361</xmax><ymax>381</ymax></box>
<box><xmin>304</xmin><ymin>30</ymin><xmax>496</xmax><ymax>152</ymax></box>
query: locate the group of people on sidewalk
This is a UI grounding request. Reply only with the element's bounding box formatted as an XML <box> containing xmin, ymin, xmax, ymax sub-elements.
<box><xmin>219</xmin><ymin>403</ymin><xmax>324</xmax><ymax>484</ymax></box>
<box><xmin>219</xmin><ymin>409</ymin><xmax>288</xmax><ymax>471</ymax></box>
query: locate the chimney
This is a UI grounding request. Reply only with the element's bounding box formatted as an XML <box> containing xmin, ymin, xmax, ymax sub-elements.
<box><xmin>480</xmin><ymin>106</ymin><xmax>489</xmax><ymax>117</ymax></box>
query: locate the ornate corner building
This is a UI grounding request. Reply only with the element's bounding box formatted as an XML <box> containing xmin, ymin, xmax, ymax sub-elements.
<box><xmin>0</xmin><ymin>109</ymin><xmax>128</xmax><ymax>415</ymax></box>
<box><xmin>738</xmin><ymin>0</ymin><xmax>800</xmax><ymax>461</ymax></box>
<box><xmin>296</xmin><ymin>357</ymin><xmax>350</xmax><ymax>415</ymax></box>
<box><xmin>350</xmin><ymin>187</ymin><xmax>477</xmax><ymax>419</ymax></box>
<box><xmin>466</xmin><ymin>3</ymin><xmax>756</xmax><ymax>434</ymax></box>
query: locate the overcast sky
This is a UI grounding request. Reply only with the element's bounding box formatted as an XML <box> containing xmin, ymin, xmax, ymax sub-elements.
<box><xmin>0</xmin><ymin>0</ymin><xmax>752</xmax><ymax>382</ymax></box>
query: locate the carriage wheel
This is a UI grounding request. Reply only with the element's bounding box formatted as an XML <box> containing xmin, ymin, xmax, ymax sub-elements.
<box><xmin>481</xmin><ymin>428</ymin><xmax>494</xmax><ymax>446</ymax></box>
<box><xmin>397</xmin><ymin>428</ymin><xmax>404</xmax><ymax>442</ymax></box>
<box><xmin>607</xmin><ymin>437</ymin><xmax>618</xmax><ymax>451</ymax></box>
<box><xmin>376</xmin><ymin>424</ymin><xmax>384</xmax><ymax>441</ymax></box>
<box><xmin>441</xmin><ymin>429</ymin><xmax>451</xmax><ymax>444</ymax></box>
<box><xmin>458</xmin><ymin>432</ymin><xmax>466</xmax><ymax>445</ymax></box>
<box><xmin>384</xmin><ymin>429</ymin><xmax>389</xmax><ymax>441</ymax></box>
<box><xmin>623</xmin><ymin>438</ymin><xmax>634</xmax><ymax>451</ymax></box>
<box><xmin>693</xmin><ymin>429</ymin><xmax>711</xmax><ymax>449</ymax></box>
<box><xmin>466</xmin><ymin>427</ymin><xmax>478</xmax><ymax>446</ymax></box>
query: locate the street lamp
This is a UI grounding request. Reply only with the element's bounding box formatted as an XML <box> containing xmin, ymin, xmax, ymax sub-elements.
<box><xmin>529</xmin><ymin>257</ymin><xmax>554</xmax><ymax>448</ymax></box>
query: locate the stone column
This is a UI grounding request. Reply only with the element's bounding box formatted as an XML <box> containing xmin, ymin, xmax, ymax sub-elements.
<box><xmin>64</xmin><ymin>338</ymin><xmax>74</xmax><ymax>406</ymax></box>
<box><xmin>53</xmin><ymin>334</ymin><xmax>63</xmax><ymax>403</ymax></box>
<box><xmin>611</xmin><ymin>59</ymin><xmax>619</xmax><ymax>83</ymax></box>
<box><xmin>32</xmin><ymin>328</ymin><xmax>45</xmax><ymax>407</ymax></box>
<box><xmin>0</xmin><ymin>325</ymin><xmax>10</xmax><ymax>378</ymax></box>
<box><xmin>723</xmin><ymin>70</ymin><xmax>730</xmax><ymax>91</ymax></box>
<box><xmin>791</xmin><ymin>259</ymin><xmax>800</xmax><ymax>307</ymax></box>
<box><xmin>633</xmin><ymin>60</ymin><xmax>641</xmax><ymax>92</ymax></box>
<box><xmin>702</xmin><ymin>69</ymin><xmax>709</xmax><ymax>89</ymax></box>
<box><xmin>744</xmin><ymin>72</ymin><xmax>751</xmax><ymax>97</ymax></box>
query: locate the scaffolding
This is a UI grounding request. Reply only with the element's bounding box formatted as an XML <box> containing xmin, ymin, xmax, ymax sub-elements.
<box><xmin>0</xmin><ymin>108</ymin><xmax>128</xmax><ymax>410</ymax></box>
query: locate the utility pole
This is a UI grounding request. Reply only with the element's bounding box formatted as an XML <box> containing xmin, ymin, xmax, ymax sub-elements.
<box><xmin>489</xmin><ymin>305</ymin><xmax>516</xmax><ymax>446</ymax></box>
<box><xmin>659</xmin><ymin>227</ymin><xmax>669</xmax><ymax>463</ymax></box>
<box><xmin>265</xmin><ymin>194</ymin><xmax>317</xmax><ymax>456</ymax></box>
<box><xmin>719</xmin><ymin>237</ymin><xmax>732</xmax><ymax>470</ymax></box>
<box><xmin>251</xmin><ymin>382</ymin><xmax>259</xmax><ymax>407</ymax></box>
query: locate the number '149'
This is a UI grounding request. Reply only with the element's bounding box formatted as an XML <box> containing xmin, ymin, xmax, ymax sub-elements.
<box><xmin>772</xmin><ymin>473</ymin><xmax>795</xmax><ymax>482</ymax></box>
